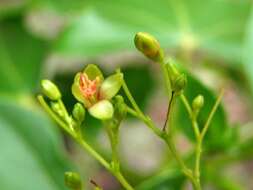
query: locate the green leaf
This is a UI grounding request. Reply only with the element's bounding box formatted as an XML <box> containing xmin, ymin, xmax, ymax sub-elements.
<box><xmin>176</xmin><ymin>73</ymin><xmax>236</xmax><ymax>151</ymax></box>
<box><xmin>55</xmin><ymin>0</ymin><xmax>250</xmax><ymax>61</ymax></box>
<box><xmin>0</xmin><ymin>1</ymin><xmax>27</xmax><ymax>20</ymax></box>
<box><xmin>0</xmin><ymin>16</ymin><xmax>73</xmax><ymax>190</ymax></box>
<box><xmin>243</xmin><ymin>9</ymin><xmax>253</xmax><ymax>95</ymax></box>
<box><xmin>0</xmin><ymin>16</ymin><xmax>47</xmax><ymax>95</ymax></box>
<box><xmin>0</xmin><ymin>99</ymin><xmax>73</xmax><ymax>190</ymax></box>
<box><xmin>136</xmin><ymin>168</ymin><xmax>185</xmax><ymax>190</ymax></box>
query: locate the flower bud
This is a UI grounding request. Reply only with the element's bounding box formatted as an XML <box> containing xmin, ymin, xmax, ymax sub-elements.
<box><xmin>51</xmin><ymin>102</ymin><xmax>65</xmax><ymax>117</ymax></box>
<box><xmin>134</xmin><ymin>32</ymin><xmax>164</xmax><ymax>62</ymax></box>
<box><xmin>173</xmin><ymin>74</ymin><xmax>187</xmax><ymax>93</ymax></box>
<box><xmin>113</xmin><ymin>95</ymin><xmax>127</xmax><ymax>121</ymax></box>
<box><xmin>72</xmin><ymin>103</ymin><xmax>85</xmax><ymax>123</ymax></box>
<box><xmin>166</xmin><ymin>62</ymin><xmax>180</xmax><ymax>83</ymax></box>
<box><xmin>192</xmin><ymin>95</ymin><xmax>204</xmax><ymax>111</ymax></box>
<box><xmin>64</xmin><ymin>172</ymin><xmax>82</xmax><ymax>190</ymax></box>
<box><xmin>41</xmin><ymin>79</ymin><xmax>61</xmax><ymax>100</ymax></box>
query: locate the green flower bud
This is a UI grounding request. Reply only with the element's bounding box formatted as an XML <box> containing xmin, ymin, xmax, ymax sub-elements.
<box><xmin>192</xmin><ymin>95</ymin><xmax>204</xmax><ymax>111</ymax></box>
<box><xmin>100</xmin><ymin>73</ymin><xmax>123</xmax><ymax>100</ymax></box>
<box><xmin>64</xmin><ymin>172</ymin><xmax>82</xmax><ymax>190</ymax></box>
<box><xmin>41</xmin><ymin>79</ymin><xmax>61</xmax><ymax>100</ymax></box>
<box><xmin>134</xmin><ymin>32</ymin><xmax>164</xmax><ymax>62</ymax></box>
<box><xmin>113</xmin><ymin>95</ymin><xmax>127</xmax><ymax>121</ymax></box>
<box><xmin>166</xmin><ymin>62</ymin><xmax>180</xmax><ymax>83</ymax></box>
<box><xmin>72</xmin><ymin>103</ymin><xmax>85</xmax><ymax>123</ymax></box>
<box><xmin>173</xmin><ymin>74</ymin><xmax>187</xmax><ymax>93</ymax></box>
<box><xmin>88</xmin><ymin>100</ymin><xmax>114</xmax><ymax>120</ymax></box>
<box><xmin>51</xmin><ymin>102</ymin><xmax>65</xmax><ymax>117</ymax></box>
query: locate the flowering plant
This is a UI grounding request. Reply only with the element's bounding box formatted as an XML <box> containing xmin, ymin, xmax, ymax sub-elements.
<box><xmin>38</xmin><ymin>32</ymin><xmax>224</xmax><ymax>190</ymax></box>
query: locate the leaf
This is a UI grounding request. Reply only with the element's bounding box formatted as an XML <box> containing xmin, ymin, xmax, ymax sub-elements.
<box><xmin>243</xmin><ymin>9</ymin><xmax>253</xmax><ymax>95</ymax></box>
<box><xmin>0</xmin><ymin>0</ymin><xmax>27</xmax><ymax>20</ymax></box>
<box><xmin>54</xmin><ymin>0</ymin><xmax>250</xmax><ymax>61</ymax></box>
<box><xmin>176</xmin><ymin>73</ymin><xmax>236</xmax><ymax>151</ymax></box>
<box><xmin>0</xmin><ymin>16</ymin><xmax>74</xmax><ymax>190</ymax></box>
<box><xmin>136</xmin><ymin>168</ymin><xmax>185</xmax><ymax>190</ymax></box>
<box><xmin>0</xmin><ymin>99</ymin><xmax>73</xmax><ymax>190</ymax></box>
<box><xmin>0</xmin><ymin>16</ymin><xmax>47</xmax><ymax>95</ymax></box>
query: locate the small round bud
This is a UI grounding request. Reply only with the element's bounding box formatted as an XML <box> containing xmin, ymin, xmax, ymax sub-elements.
<box><xmin>134</xmin><ymin>32</ymin><xmax>164</xmax><ymax>62</ymax></box>
<box><xmin>64</xmin><ymin>172</ymin><xmax>82</xmax><ymax>190</ymax></box>
<box><xmin>41</xmin><ymin>79</ymin><xmax>61</xmax><ymax>100</ymax></box>
<box><xmin>192</xmin><ymin>95</ymin><xmax>204</xmax><ymax>111</ymax></box>
<box><xmin>72</xmin><ymin>103</ymin><xmax>85</xmax><ymax>123</ymax></box>
<box><xmin>173</xmin><ymin>74</ymin><xmax>187</xmax><ymax>93</ymax></box>
<box><xmin>51</xmin><ymin>102</ymin><xmax>65</xmax><ymax>117</ymax></box>
<box><xmin>113</xmin><ymin>95</ymin><xmax>127</xmax><ymax>121</ymax></box>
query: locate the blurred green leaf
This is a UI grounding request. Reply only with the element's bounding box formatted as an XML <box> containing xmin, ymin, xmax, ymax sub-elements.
<box><xmin>136</xmin><ymin>168</ymin><xmax>185</xmax><ymax>190</ymax></box>
<box><xmin>176</xmin><ymin>73</ymin><xmax>236</xmax><ymax>151</ymax></box>
<box><xmin>0</xmin><ymin>15</ymin><xmax>74</xmax><ymax>190</ymax></box>
<box><xmin>55</xmin><ymin>0</ymin><xmax>250</xmax><ymax>61</ymax></box>
<box><xmin>0</xmin><ymin>16</ymin><xmax>47</xmax><ymax>95</ymax></box>
<box><xmin>31</xmin><ymin>0</ymin><xmax>87</xmax><ymax>13</ymax></box>
<box><xmin>0</xmin><ymin>0</ymin><xmax>27</xmax><ymax>20</ymax></box>
<box><xmin>0</xmin><ymin>99</ymin><xmax>73</xmax><ymax>190</ymax></box>
<box><xmin>243</xmin><ymin>9</ymin><xmax>253</xmax><ymax>96</ymax></box>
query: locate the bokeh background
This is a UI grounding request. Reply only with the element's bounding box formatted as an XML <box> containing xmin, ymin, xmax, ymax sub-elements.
<box><xmin>1</xmin><ymin>0</ymin><xmax>253</xmax><ymax>189</ymax></box>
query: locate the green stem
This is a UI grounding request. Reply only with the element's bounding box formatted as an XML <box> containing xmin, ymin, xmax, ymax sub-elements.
<box><xmin>180</xmin><ymin>94</ymin><xmax>192</xmax><ymax>116</ymax></box>
<box><xmin>126</xmin><ymin>99</ymin><xmax>198</xmax><ymax>189</ymax></box>
<box><xmin>162</xmin><ymin>91</ymin><xmax>175</xmax><ymax>132</ymax></box>
<box><xmin>38</xmin><ymin>95</ymin><xmax>134</xmax><ymax>190</ymax></box>
<box><xmin>193</xmin><ymin>89</ymin><xmax>224</xmax><ymax>190</ymax></box>
<box><xmin>180</xmin><ymin>94</ymin><xmax>200</xmax><ymax>138</ymax></box>
<box><xmin>159</xmin><ymin>60</ymin><xmax>172</xmax><ymax>98</ymax></box>
<box><xmin>76</xmin><ymin>138</ymin><xmax>111</xmax><ymax>171</ymax></box>
<box><xmin>200</xmin><ymin>89</ymin><xmax>224</xmax><ymax>139</ymax></box>
<box><xmin>122</xmin><ymin>72</ymin><xmax>201</xmax><ymax>190</ymax></box>
<box><xmin>113</xmin><ymin>172</ymin><xmax>134</xmax><ymax>190</ymax></box>
<box><xmin>37</xmin><ymin>95</ymin><xmax>74</xmax><ymax>136</ymax></box>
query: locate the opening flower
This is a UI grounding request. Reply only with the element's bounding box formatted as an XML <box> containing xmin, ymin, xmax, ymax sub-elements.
<box><xmin>72</xmin><ymin>64</ymin><xmax>123</xmax><ymax>120</ymax></box>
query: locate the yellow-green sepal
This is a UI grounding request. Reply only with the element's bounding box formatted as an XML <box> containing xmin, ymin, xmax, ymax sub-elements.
<box><xmin>100</xmin><ymin>73</ymin><xmax>123</xmax><ymax>100</ymax></box>
<box><xmin>84</xmin><ymin>64</ymin><xmax>104</xmax><ymax>81</ymax></box>
<box><xmin>88</xmin><ymin>100</ymin><xmax>114</xmax><ymax>120</ymax></box>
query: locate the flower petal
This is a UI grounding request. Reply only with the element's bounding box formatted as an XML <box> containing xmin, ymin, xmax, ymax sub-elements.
<box><xmin>83</xmin><ymin>64</ymin><xmax>104</xmax><ymax>82</ymax></box>
<box><xmin>99</xmin><ymin>73</ymin><xmax>123</xmax><ymax>100</ymax></box>
<box><xmin>71</xmin><ymin>73</ymin><xmax>90</xmax><ymax>107</ymax></box>
<box><xmin>88</xmin><ymin>100</ymin><xmax>114</xmax><ymax>120</ymax></box>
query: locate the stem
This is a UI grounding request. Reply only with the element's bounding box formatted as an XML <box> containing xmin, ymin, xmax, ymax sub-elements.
<box><xmin>159</xmin><ymin>61</ymin><xmax>172</xmax><ymax>97</ymax></box>
<box><xmin>162</xmin><ymin>91</ymin><xmax>175</xmax><ymax>131</ymax></box>
<box><xmin>122</xmin><ymin>73</ymin><xmax>201</xmax><ymax>189</ymax></box>
<box><xmin>38</xmin><ymin>95</ymin><xmax>134</xmax><ymax>190</ymax></box>
<box><xmin>180</xmin><ymin>94</ymin><xmax>192</xmax><ymax>116</ymax></box>
<box><xmin>76</xmin><ymin>138</ymin><xmax>111</xmax><ymax>171</ymax></box>
<box><xmin>126</xmin><ymin>99</ymin><xmax>198</xmax><ymax>189</ymax></box>
<box><xmin>194</xmin><ymin>138</ymin><xmax>202</xmax><ymax>190</ymax></box>
<box><xmin>37</xmin><ymin>95</ymin><xmax>74</xmax><ymax>136</ymax></box>
<box><xmin>180</xmin><ymin>94</ymin><xmax>200</xmax><ymax>138</ymax></box>
<box><xmin>200</xmin><ymin>89</ymin><xmax>224</xmax><ymax>139</ymax></box>
<box><xmin>193</xmin><ymin>89</ymin><xmax>225</xmax><ymax>190</ymax></box>
<box><xmin>121</xmin><ymin>77</ymin><xmax>143</xmax><ymax>116</ymax></box>
<box><xmin>114</xmin><ymin>172</ymin><xmax>134</xmax><ymax>190</ymax></box>
<box><xmin>104</xmin><ymin>121</ymin><xmax>120</xmax><ymax>171</ymax></box>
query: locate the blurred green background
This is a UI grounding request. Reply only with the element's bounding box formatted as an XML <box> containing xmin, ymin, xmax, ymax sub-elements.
<box><xmin>1</xmin><ymin>0</ymin><xmax>253</xmax><ymax>189</ymax></box>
